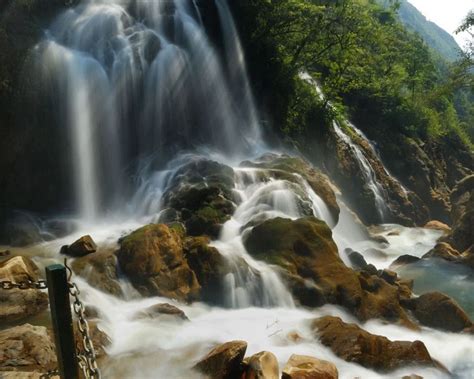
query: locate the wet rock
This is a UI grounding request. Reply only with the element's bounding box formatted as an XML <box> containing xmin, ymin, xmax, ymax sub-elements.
<box><xmin>448</xmin><ymin>175</ymin><xmax>474</xmax><ymax>255</ymax></box>
<box><xmin>194</xmin><ymin>340</ymin><xmax>247</xmax><ymax>379</ymax></box>
<box><xmin>162</xmin><ymin>158</ymin><xmax>236</xmax><ymax>238</ymax></box>
<box><xmin>240</xmin><ymin>154</ymin><xmax>340</xmax><ymax>225</ymax></box>
<box><xmin>5</xmin><ymin>214</ymin><xmax>44</xmax><ymax>247</ymax></box>
<box><xmin>184</xmin><ymin>236</ymin><xmax>229</xmax><ymax>304</ymax></box>
<box><xmin>312</xmin><ymin>316</ymin><xmax>436</xmax><ymax>371</ymax></box>
<box><xmin>117</xmin><ymin>224</ymin><xmax>200</xmax><ymax>301</ymax></box>
<box><xmin>424</xmin><ymin>220</ymin><xmax>451</xmax><ymax>234</ymax></box>
<box><xmin>71</xmin><ymin>248</ymin><xmax>123</xmax><ymax>297</ymax></box>
<box><xmin>60</xmin><ymin>235</ymin><xmax>97</xmax><ymax>257</ymax></box>
<box><xmin>389</xmin><ymin>255</ymin><xmax>420</xmax><ymax>269</ymax></box>
<box><xmin>0</xmin><ymin>250</ymin><xmax>11</xmax><ymax>257</ymax></box>
<box><xmin>404</xmin><ymin>292</ymin><xmax>473</xmax><ymax>332</ymax></box>
<box><xmin>244</xmin><ymin>217</ymin><xmax>412</xmax><ymax>323</ymax></box>
<box><xmin>0</xmin><ymin>372</ymin><xmax>49</xmax><ymax>379</ymax></box>
<box><xmin>135</xmin><ymin>303</ymin><xmax>188</xmax><ymax>321</ymax></box>
<box><xmin>379</xmin><ymin>269</ymin><xmax>397</xmax><ymax>285</ymax></box>
<box><xmin>0</xmin><ymin>324</ymin><xmax>56</xmax><ymax>372</ymax></box>
<box><xmin>242</xmin><ymin>351</ymin><xmax>279</xmax><ymax>379</ymax></box>
<box><xmin>370</xmin><ymin>235</ymin><xmax>389</xmax><ymax>245</ymax></box>
<box><xmin>348</xmin><ymin>251</ymin><xmax>377</xmax><ymax>275</ymax></box>
<box><xmin>279</xmin><ymin>270</ymin><xmax>326</xmax><ymax>307</ymax></box>
<box><xmin>282</xmin><ymin>354</ymin><xmax>338</xmax><ymax>379</ymax></box>
<box><xmin>0</xmin><ymin>256</ymin><xmax>48</xmax><ymax>323</ymax></box>
<box><xmin>422</xmin><ymin>242</ymin><xmax>461</xmax><ymax>262</ymax></box>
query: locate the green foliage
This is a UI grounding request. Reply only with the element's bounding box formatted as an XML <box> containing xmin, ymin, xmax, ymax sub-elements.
<box><xmin>232</xmin><ymin>0</ymin><xmax>474</xmax><ymax>150</ymax></box>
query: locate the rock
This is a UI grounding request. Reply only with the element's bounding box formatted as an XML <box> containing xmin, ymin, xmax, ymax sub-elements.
<box><xmin>389</xmin><ymin>255</ymin><xmax>420</xmax><ymax>269</ymax></box>
<box><xmin>0</xmin><ymin>372</ymin><xmax>50</xmax><ymax>378</ymax></box>
<box><xmin>242</xmin><ymin>351</ymin><xmax>279</xmax><ymax>379</ymax></box>
<box><xmin>61</xmin><ymin>235</ymin><xmax>97</xmax><ymax>257</ymax></box>
<box><xmin>5</xmin><ymin>213</ymin><xmax>44</xmax><ymax>247</ymax></box>
<box><xmin>240</xmin><ymin>154</ymin><xmax>340</xmax><ymax>225</ymax></box>
<box><xmin>312</xmin><ymin>316</ymin><xmax>436</xmax><ymax>371</ymax></box>
<box><xmin>370</xmin><ymin>235</ymin><xmax>389</xmax><ymax>245</ymax></box>
<box><xmin>0</xmin><ymin>324</ymin><xmax>56</xmax><ymax>372</ymax></box>
<box><xmin>244</xmin><ymin>217</ymin><xmax>412</xmax><ymax>323</ymax></box>
<box><xmin>184</xmin><ymin>236</ymin><xmax>229</xmax><ymax>304</ymax></box>
<box><xmin>403</xmin><ymin>292</ymin><xmax>473</xmax><ymax>332</ymax></box>
<box><xmin>282</xmin><ymin>354</ymin><xmax>338</xmax><ymax>379</ymax></box>
<box><xmin>162</xmin><ymin>158</ymin><xmax>236</xmax><ymax>238</ymax></box>
<box><xmin>424</xmin><ymin>220</ymin><xmax>451</xmax><ymax>234</ymax></box>
<box><xmin>117</xmin><ymin>224</ymin><xmax>200</xmax><ymax>301</ymax></box>
<box><xmin>348</xmin><ymin>251</ymin><xmax>377</xmax><ymax>275</ymax></box>
<box><xmin>135</xmin><ymin>303</ymin><xmax>188</xmax><ymax>321</ymax></box>
<box><xmin>448</xmin><ymin>175</ymin><xmax>474</xmax><ymax>253</ymax></box>
<box><xmin>71</xmin><ymin>248</ymin><xmax>123</xmax><ymax>297</ymax></box>
<box><xmin>0</xmin><ymin>256</ymin><xmax>48</xmax><ymax>323</ymax></box>
<box><xmin>194</xmin><ymin>340</ymin><xmax>247</xmax><ymax>379</ymax></box>
<box><xmin>363</xmin><ymin>248</ymin><xmax>387</xmax><ymax>260</ymax></box>
<box><xmin>422</xmin><ymin>242</ymin><xmax>461</xmax><ymax>262</ymax></box>
<box><xmin>0</xmin><ymin>250</ymin><xmax>11</xmax><ymax>257</ymax></box>
<box><xmin>379</xmin><ymin>269</ymin><xmax>397</xmax><ymax>285</ymax></box>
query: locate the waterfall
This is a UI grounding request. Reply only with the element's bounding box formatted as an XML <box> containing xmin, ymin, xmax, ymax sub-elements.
<box><xmin>37</xmin><ymin>0</ymin><xmax>262</xmax><ymax>219</ymax></box>
<box><xmin>332</xmin><ymin>121</ymin><xmax>389</xmax><ymax>220</ymax></box>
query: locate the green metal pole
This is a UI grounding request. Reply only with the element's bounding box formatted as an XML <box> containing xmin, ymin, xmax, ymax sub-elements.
<box><xmin>46</xmin><ymin>264</ymin><xmax>79</xmax><ymax>379</ymax></box>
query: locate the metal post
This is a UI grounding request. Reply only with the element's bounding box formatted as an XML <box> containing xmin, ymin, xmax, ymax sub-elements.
<box><xmin>46</xmin><ymin>264</ymin><xmax>79</xmax><ymax>379</ymax></box>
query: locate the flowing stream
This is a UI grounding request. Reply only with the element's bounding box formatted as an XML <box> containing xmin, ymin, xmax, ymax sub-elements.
<box><xmin>3</xmin><ymin>1</ymin><xmax>473</xmax><ymax>378</ymax></box>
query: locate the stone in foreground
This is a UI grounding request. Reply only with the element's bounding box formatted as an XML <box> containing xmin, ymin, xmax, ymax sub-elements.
<box><xmin>282</xmin><ymin>354</ymin><xmax>338</xmax><ymax>379</ymax></box>
<box><xmin>242</xmin><ymin>351</ymin><xmax>279</xmax><ymax>379</ymax></box>
<box><xmin>194</xmin><ymin>340</ymin><xmax>247</xmax><ymax>379</ymax></box>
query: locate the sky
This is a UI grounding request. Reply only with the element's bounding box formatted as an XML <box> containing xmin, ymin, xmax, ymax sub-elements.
<box><xmin>408</xmin><ymin>0</ymin><xmax>472</xmax><ymax>48</ymax></box>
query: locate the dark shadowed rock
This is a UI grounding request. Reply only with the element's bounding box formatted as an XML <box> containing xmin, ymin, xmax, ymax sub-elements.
<box><xmin>312</xmin><ymin>316</ymin><xmax>436</xmax><ymax>371</ymax></box>
<box><xmin>61</xmin><ymin>235</ymin><xmax>97</xmax><ymax>257</ymax></box>
<box><xmin>242</xmin><ymin>351</ymin><xmax>279</xmax><ymax>379</ymax></box>
<box><xmin>404</xmin><ymin>292</ymin><xmax>473</xmax><ymax>332</ymax></box>
<box><xmin>194</xmin><ymin>340</ymin><xmax>247</xmax><ymax>379</ymax></box>
<box><xmin>448</xmin><ymin>175</ymin><xmax>474</xmax><ymax>253</ymax></box>
<box><xmin>390</xmin><ymin>255</ymin><xmax>420</xmax><ymax>269</ymax></box>
<box><xmin>282</xmin><ymin>354</ymin><xmax>338</xmax><ymax>379</ymax></box>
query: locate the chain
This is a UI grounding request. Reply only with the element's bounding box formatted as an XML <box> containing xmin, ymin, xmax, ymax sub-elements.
<box><xmin>0</xmin><ymin>279</ymin><xmax>47</xmax><ymax>290</ymax></box>
<box><xmin>68</xmin><ymin>279</ymin><xmax>101</xmax><ymax>379</ymax></box>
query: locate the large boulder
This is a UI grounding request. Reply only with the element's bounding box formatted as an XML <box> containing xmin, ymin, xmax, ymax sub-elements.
<box><xmin>161</xmin><ymin>158</ymin><xmax>236</xmax><ymax>238</ymax></box>
<box><xmin>244</xmin><ymin>217</ymin><xmax>413</xmax><ymax>323</ymax></box>
<box><xmin>60</xmin><ymin>235</ymin><xmax>97</xmax><ymax>257</ymax></box>
<box><xmin>312</xmin><ymin>316</ymin><xmax>436</xmax><ymax>372</ymax></box>
<box><xmin>194</xmin><ymin>340</ymin><xmax>247</xmax><ymax>379</ymax></box>
<box><xmin>117</xmin><ymin>224</ymin><xmax>200</xmax><ymax>301</ymax></box>
<box><xmin>242</xmin><ymin>351</ymin><xmax>279</xmax><ymax>379</ymax></box>
<box><xmin>240</xmin><ymin>154</ymin><xmax>340</xmax><ymax>225</ymax></box>
<box><xmin>71</xmin><ymin>248</ymin><xmax>123</xmax><ymax>297</ymax></box>
<box><xmin>0</xmin><ymin>256</ymin><xmax>48</xmax><ymax>323</ymax></box>
<box><xmin>422</xmin><ymin>242</ymin><xmax>462</xmax><ymax>262</ymax></box>
<box><xmin>424</xmin><ymin>220</ymin><xmax>451</xmax><ymax>234</ymax></box>
<box><xmin>282</xmin><ymin>354</ymin><xmax>338</xmax><ymax>379</ymax></box>
<box><xmin>135</xmin><ymin>303</ymin><xmax>188</xmax><ymax>321</ymax></box>
<box><xmin>0</xmin><ymin>324</ymin><xmax>56</xmax><ymax>372</ymax></box>
<box><xmin>403</xmin><ymin>292</ymin><xmax>473</xmax><ymax>333</ymax></box>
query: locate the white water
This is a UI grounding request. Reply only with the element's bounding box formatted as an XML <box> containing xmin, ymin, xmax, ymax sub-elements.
<box><xmin>37</xmin><ymin>0</ymin><xmax>262</xmax><ymax>218</ymax></box>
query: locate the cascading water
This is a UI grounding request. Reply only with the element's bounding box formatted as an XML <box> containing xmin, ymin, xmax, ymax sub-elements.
<box><xmin>37</xmin><ymin>0</ymin><xmax>263</xmax><ymax>219</ymax></box>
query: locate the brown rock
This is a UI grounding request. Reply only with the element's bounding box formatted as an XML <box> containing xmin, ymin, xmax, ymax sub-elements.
<box><xmin>242</xmin><ymin>351</ymin><xmax>279</xmax><ymax>379</ymax></box>
<box><xmin>0</xmin><ymin>256</ymin><xmax>48</xmax><ymax>323</ymax></box>
<box><xmin>389</xmin><ymin>255</ymin><xmax>420</xmax><ymax>269</ymax></box>
<box><xmin>424</xmin><ymin>220</ymin><xmax>451</xmax><ymax>234</ymax></box>
<box><xmin>404</xmin><ymin>292</ymin><xmax>472</xmax><ymax>332</ymax></box>
<box><xmin>312</xmin><ymin>316</ymin><xmax>436</xmax><ymax>371</ymax></box>
<box><xmin>73</xmin><ymin>321</ymin><xmax>110</xmax><ymax>358</ymax></box>
<box><xmin>244</xmin><ymin>217</ymin><xmax>412</xmax><ymax>323</ymax></box>
<box><xmin>0</xmin><ymin>324</ymin><xmax>56</xmax><ymax>372</ymax></box>
<box><xmin>282</xmin><ymin>354</ymin><xmax>338</xmax><ymax>379</ymax></box>
<box><xmin>194</xmin><ymin>340</ymin><xmax>247</xmax><ymax>379</ymax></box>
<box><xmin>135</xmin><ymin>303</ymin><xmax>188</xmax><ymax>321</ymax></box>
<box><xmin>71</xmin><ymin>248</ymin><xmax>123</xmax><ymax>297</ymax></box>
<box><xmin>117</xmin><ymin>224</ymin><xmax>200</xmax><ymax>301</ymax></box>
<box><xmin>422</xmin><ymin>242</ymin><xmax>461</xmax><ymax>262</ymax></box>
<box><xmin>449</xmin><ymin>175</ymin><xmax>474</xmax><ymax>252</ymax></box>
<box><xmin>61</xmin><ymin>235</ymin><xmax>97</xmax><ymax>257</ymax></box>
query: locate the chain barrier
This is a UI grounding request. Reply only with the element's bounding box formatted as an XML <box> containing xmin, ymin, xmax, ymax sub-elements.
<box><xmin>1</xmin><ymin>259</ymin><xmax>101</xmax><ymax>379</ymax></box>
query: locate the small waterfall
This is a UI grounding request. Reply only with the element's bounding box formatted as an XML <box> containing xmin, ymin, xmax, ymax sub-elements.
<box><xmin>332</xmin><ymin>121</ymin><xmax>389</xmax><ymax>219</ymax></box>
<box><xmin>36</xmin><ymin>0</ymin><xmax>262</xmax><ymax>220</ymax></box>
